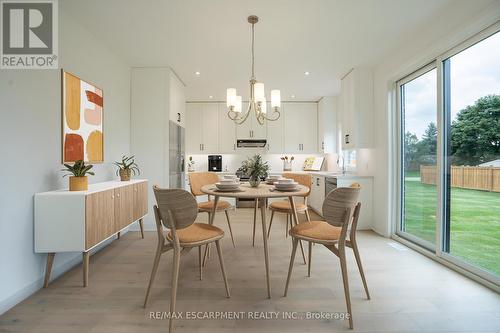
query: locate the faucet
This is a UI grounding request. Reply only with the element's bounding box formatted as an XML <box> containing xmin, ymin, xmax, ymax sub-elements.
<box><xmin>337</xmin><ymin>154</ymin><xmax>346</xmax><ymax>175</ymax></box>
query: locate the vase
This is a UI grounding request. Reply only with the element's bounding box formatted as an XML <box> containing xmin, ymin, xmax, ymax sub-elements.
<box><xmin>69</xmin><ymin>176</ymin><xmax>88</xmax><ymax>191</ymax></box>
<box><xmin>249</xmin><ymin>176</ymin><xmax>261</xmax><ymax>187</ymax></box>
<box><xmin>119</xmin><ymin>169</ymin><xmax>131</xmax><ymax>181</ymax></box>
<box><xmin>283</xmin><ymin>161</ymin><xmax>292</xmax><ymax>171</ymax></box>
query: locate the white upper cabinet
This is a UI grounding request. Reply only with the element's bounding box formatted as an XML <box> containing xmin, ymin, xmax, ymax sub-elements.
<box><xmin>283</xmin><ymin>102</ymin><xmax>318</xmax><ymax>153</ymax></box>
<box><xmin>266</xmin><ymin>102</ymin><xmax>283</xmax><ymax>153</ymax></box>
<box><xmin>218</xmin><ymin>102</ymin><xmax>237</xmax><ymax>153</ymax></box>
<box><xmin>318</xmin><ymin>96</ymin><xmax>338</xmax><ymax>154</ymax></box>
<box><xmin>236</xmin><ymin>102</ymin><xmax>267</xmax><ymax>139</ymax></box>
<box><xmin>185</xmin><ymin>103</ymin><xmax>219</xmax><ymax>153</ymax></box>
<box><xmin>169</xmin><ymin>71</ymin><xmax>186</xmax><ymax>127</ymax></box>
<box><xmin>339</xmin><ymin>68</ymin><xmax>374</xmax><ymax>149</ymax></box>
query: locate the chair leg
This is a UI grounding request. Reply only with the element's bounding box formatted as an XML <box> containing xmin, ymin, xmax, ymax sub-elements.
<box><xmin>224</xmin><ymin>210</ymin><xmax>236</xmax><ymax>248</ymax></box>
<box><xmin>284</xmin><ymin>237</ymin><xmax>299</xmax><ymax>297</ymax></box>
<box><xmin>144</xmin><ymin>246</ymin><xmax>162</xmax><ymax>307</ymax></box>
<box><xmin>138</xmin><ymin>218</ymin><xmax>145</xmax><ymax>239</ymax></box>
<box><xmin>215</xmin><ymin>240</ymin><xmax>231</xmax><ymax>298</ymax></box>
<box><xmin>339</xmin><ymin>247</ymin><xmax>353</xmax><ymax>329</ymax></box>
<box><xmin>351</xmin><ymin>236</ymin><xmax>370</xmax><ymax>300</ymax></box>
<box><xmin>198</xmin><ymin>246</ymin><xmax>203</xmax><ymax>281</ymax></box>
<box><xmin>307</xmin><ymin>241</ymin><xmax>312</xmax><ymax>277</ymax></box>
<box><xmin>169</xmin><ymin>247</ymin><xmax>181</xmax><ymax>333</ymax></box>
<box><xmin>252</xmin><ymin>199</ymin><xmax>258</xmax><ymax>246</ymax></box>
<box><xmin>267</xmin><ymin>210</ymin><xmax>275</xmax><ymax>238</ymax></box>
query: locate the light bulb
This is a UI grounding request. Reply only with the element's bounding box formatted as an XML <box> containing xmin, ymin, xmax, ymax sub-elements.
<box><xmin>226</xmin><ymin>88</ymin><xmax>236</xmax><ymax>107</ymax></box>
<box><xmin>271</xmin><ymin>90</ymin><xmax>281</xmax><ymax>108</ymax></box>
<box><xmin>234</xmin><ymin>96</ymin><xmax>242</xmax><ymax>112</ymax></box>
<box><xmin>254</xmin><ymin>82</ymin><xmax>265</xmax><ymax>100</ymax></box>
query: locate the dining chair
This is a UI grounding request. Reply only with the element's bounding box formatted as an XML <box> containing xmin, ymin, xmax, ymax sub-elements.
<box><xmin>262</xmin><ymin>173</ymin><xmax>312</xmax><ymax>264</ymax></box>
<box><xmin>188</xmin><ymin>172</ymin><xmax>235</xmax><ymax>247</ymax></box>
<box><xmin>144</xmin><ymin>186</ymin><xmax>231</xmax><ymax>333</ymax></box>
<box><xmin>283</xmin><ymin>185</ymin><xmax>370</xmax><ymax>329</ymax></box>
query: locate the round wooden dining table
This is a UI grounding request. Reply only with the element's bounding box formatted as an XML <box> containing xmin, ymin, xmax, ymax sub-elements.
<box><xmin>201</xmin><ymin>182</ymin><xmax>309</xmax><ymax>298</ymax></box>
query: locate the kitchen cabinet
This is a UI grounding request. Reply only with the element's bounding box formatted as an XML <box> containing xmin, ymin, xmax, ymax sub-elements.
<box><xmin>114</xmin><ymin>185</ymin><xmax>134</xmax><ymax>232</ymax></box>
<box><xmin>283</xmin><ymin>102</ymin><xmax>318</xmax><ymax>153</ymax></box>
<box><xmin>185</xmin><ymin>103</ymin><xmax>219</xmax><ymax>153</ymax></box>
<box><xmin>266</xmin><ymin>102</ymin><xmax>284</xmax><ymax>153</ymax></box>
<box><xmin>308</xmin><ymin>175</ymin><xmax>325</xmax><ymax>215</ymax></box>
<box><xmin>318</xmin><ymin>96</ymin><xmax>338</xmax><ymax>154</ymax></box>
<box><xmin>169</xmin><ymin>71</ymin><xmax>186</xmax><ymax>127</ymax></box>
<box><xmin>218</xmin><ymin>103</ymin><xmax>237</xmax><ymax>153</ymax></box>
<box><xmin>236</xmin><ymin>102</ymin><xmax>267</xmax><ymax>139</ymax></box>
<box><xmin>339</xmin><ymin>68</ymin><xmax>374</xmax><ymax>149</ymax></box>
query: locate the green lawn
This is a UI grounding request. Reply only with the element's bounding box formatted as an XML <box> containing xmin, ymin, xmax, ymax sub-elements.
<box><xmin>403</xmin><ymin>171</ymin><xmax>500</xmax><ymax>276</ymax></box>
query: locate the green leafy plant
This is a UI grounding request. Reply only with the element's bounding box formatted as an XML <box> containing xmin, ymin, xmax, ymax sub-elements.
<box><xmin>240</xmin><ymin>154</ymin><xmax>269</xmax><ymax>186</ymax></box>
<box><xmin>61</xmin><ymin>160</ymin><xmax>95</xmax><ymax>177</ymax></box>
<box><xmin>114</xmin><ymin>155</ymin><xmax>140</xmax><ymax>176</ymax></box>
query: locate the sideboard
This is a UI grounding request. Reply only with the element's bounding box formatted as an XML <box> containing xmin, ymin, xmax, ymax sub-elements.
<box><xmin>35</xmin><ymin>179</ymin><xmax>148</xmax><ymax>287</ymax></box>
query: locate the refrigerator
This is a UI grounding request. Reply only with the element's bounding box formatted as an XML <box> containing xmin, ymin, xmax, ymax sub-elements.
<box><xmin>169</xmin><ymin>121</ymin><xmax>185</xmax><ymax>189</ymax></box>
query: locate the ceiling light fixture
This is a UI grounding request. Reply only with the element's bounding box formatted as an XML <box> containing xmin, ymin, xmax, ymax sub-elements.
<box><xmin>291</xmin><ymin>94</ymin><xmax>296</xmax><ymax>99</ymax></box>
<box><xmin>304</xmin><ymin>71</ymin><xmax>310</xmax><ymax>76</ymax></box>
<box><xmin>226</xmin><ymin>15</ymin><xmax>281</xmax><ymax>125</ymax></box>
<box><xmin>195</xmin><ymin>71</ymin><xmax>201</xmax><ymax>76</ymax></box>
<box><xmin>208</xmin><ymin>95</ymin><xmax>213</xmax><ymax>99</ymax></box>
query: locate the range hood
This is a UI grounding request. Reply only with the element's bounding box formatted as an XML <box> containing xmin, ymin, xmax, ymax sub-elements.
<box><xmin>237</xmin><ymin>139</ymin><xmax>267</xmax><ymax>148</ymax></box>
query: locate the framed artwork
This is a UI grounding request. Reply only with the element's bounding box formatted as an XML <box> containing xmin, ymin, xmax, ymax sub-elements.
<box><xmin>62</xmin><ymin>70</ymin><xmax>104</xmax><ymax>163</ymax></box>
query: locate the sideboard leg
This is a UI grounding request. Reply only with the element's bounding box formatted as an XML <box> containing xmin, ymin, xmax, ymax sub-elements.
<box><xmin>83</xmin><ymin>252</ymin><xmax>90</xmax><ymax>287</ymax></box>
<box><xmin>43</xmin><ymin>252</ymin><xmax>55</xmax><ymax>288</ymax></box>
<box><xmin>117</xmin><ymin>232</ymin><xmax>121</xmax><ymax>239</ymax></box>
<box><xmin>139</xmin><ymin>218</ymin><xmax>145</xmax><ymax>239</ymax></box>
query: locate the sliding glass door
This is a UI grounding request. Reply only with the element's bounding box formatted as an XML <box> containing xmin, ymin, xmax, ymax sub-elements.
<box><xmin>397</xmin><ymin>24</ymin><xmax>500</xmax><ymax>284</ymax></box>
<box><xmin>442</xmin><ymin>30</ymin><xmax>500</xmax><ymax>276</ymax></box>
<box><xmin>398</xmin><ymin>65</ymin><xmax>437</xmax><ymax>249</ymax></box>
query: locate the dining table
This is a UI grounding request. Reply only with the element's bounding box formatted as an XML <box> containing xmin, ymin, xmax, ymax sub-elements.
<box><xmin>200</xmin><ymin>182</ymin><xmax>309</xmax><ymax>298</ymax></box>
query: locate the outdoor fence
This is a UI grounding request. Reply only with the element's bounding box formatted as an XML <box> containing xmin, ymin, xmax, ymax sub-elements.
<box><xmin>420</xmin><ymin>165</ymin><xmax>500</xmax><ymax>192</ymax></box>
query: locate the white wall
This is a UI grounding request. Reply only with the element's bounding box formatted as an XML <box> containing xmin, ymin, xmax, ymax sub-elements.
<box><xmin>0</xmin><ymin>7</ymin><xmax>131</xmax><ymax>313</ymax></box>
<box><xmin>130</xmin><ymin>68</ymin><xmax>185</xmax><ymax>230</ymax></box>
<box><xmin>371</xmin><ymin>1</ymin><xmax>500</xmax><ymax>236</ymax></box>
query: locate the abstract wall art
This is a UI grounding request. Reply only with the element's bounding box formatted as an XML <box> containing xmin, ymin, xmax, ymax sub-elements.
<box><xmin>62</xmin><ymin>70</ymin><xmax>104</xmax><ymax>163</ymax></box>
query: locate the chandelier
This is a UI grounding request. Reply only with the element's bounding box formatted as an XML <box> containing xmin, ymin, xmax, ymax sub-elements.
<box><xmin>226</xmin><ymin>15</ymin><xmax>281</xmax><ymax>125</ymax></box>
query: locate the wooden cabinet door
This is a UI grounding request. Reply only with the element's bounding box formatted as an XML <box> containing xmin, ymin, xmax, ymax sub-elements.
<box><xmin>114</xmin><ymin>185</ymin><xmax>134</xmax><ymax>232</ymax></box>
<box><xmin>133</xmin><ymin>182</ymin><xmax>148</xmax><ymax>221</ymax></box>
<box><xmin>86</xmin><ymin>189</ymin><xmax>115</xmax><ymax>250</ymax></box>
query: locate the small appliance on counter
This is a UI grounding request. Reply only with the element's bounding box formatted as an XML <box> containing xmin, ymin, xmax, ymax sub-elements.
<box><xmin>208</xmin><ymin>155</ymin><xmax>222</xmax><ymax>172</ymax></box>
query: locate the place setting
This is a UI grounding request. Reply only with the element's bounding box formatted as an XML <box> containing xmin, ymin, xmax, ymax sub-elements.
<box><xmin>213</xmin><ymin>175</ymin><xmax>245</xmax><ymax>192</ymax></box>
<box><xmin>269</xmin><ymin>177</ymin><xmax>301</xmax><ymax>192</ymax></box>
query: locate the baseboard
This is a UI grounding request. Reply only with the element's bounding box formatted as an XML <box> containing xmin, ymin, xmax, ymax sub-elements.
<box><xmin>0</xmin><ymin>234</ymin><xmax>121</xmax><ymax>315</ymax></box>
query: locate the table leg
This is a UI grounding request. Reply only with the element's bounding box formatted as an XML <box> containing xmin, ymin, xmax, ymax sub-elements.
<box><xmin>288</xmin><ymin>196</ymin><xmax>307</xmax><ymax>265</ymax></box>
<box><xmin>83</xmin><ymin>251</ymin><xmax>90</xmax><ymax>287</ymax></box>
<box><xmin>203</xmin><ymin>196</ymin><xmax>220</xmax><ymax>266</ymax></box>
<box><xmin>260</xmin><ymin>202</ymin><xmax>271</xmax><ymax>298</ymax></box>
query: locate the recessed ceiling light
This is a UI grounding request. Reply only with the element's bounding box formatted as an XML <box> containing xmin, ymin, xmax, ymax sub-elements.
<box><xmin>290</xmin><ymin>94</ymin><xmax>296</xmax><ymax>98</ymax></box>
<box><xmin>195</xmin><ymin>71</ymin><xmax>201</xmax><ymax>76</ymax></box>
<box><xmin>304</xmin><ymin>71</ymin><xmax>310</xmax><ymax>76</ymax></box>
<box><xmin>208</xmin><ymin>95</ymin><xmax>213</xmax><ymax>99</ymax></box>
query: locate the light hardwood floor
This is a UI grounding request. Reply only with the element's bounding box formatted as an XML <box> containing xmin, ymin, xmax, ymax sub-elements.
<box><xmin>1</xmin><ymin>208</ymin><xmax>499</xmax><ymax>333</ymax></box>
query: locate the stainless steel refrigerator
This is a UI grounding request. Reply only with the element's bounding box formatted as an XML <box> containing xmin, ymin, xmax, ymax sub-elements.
<box><xmin>169</xmin><ymin>121</ymin><xmax>185</xmax><ymax>189</ymax></box>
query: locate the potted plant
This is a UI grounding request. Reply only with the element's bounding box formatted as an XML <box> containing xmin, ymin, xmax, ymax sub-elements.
<box><xmin>61</xmin><ymin>160</ymin><xmax>95</xmax><ymax>191</ymax></box>
<box><xmin>240</xmin><ymin>154</ymin><xmax>269</xmax><ymax>187</ymax></box>
<box><xmin>187</xmin><ymin>156</ymin><xmax>195</xmax><ymax>172</ymax></box>
<box><xmin>115</xmin><ymin>155</ymin><xmax>140</xmax><ymax>181</ymax></box>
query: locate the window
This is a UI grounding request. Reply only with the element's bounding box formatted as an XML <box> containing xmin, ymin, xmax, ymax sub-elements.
<box><xmin>398</xmin><ymin>66</ymin><xmax>438</xmax><ymax>248</ymax></box>
<box><xmin>397</xmin><ymin>24</ymin><xmax>500</xmax><ymax>284</ymax></box>
<box><xmin>443</xmin><ymin>31</ymin><xmax>500</xmax><ymax>276</ymax></box>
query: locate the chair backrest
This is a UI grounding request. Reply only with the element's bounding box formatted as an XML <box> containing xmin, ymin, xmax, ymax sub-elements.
<box><xmin>153</xmin><ymin>186</ymin><xmax>198</xmax><ymax>230</ymax></box>
<box><xmin>322</xmin><ymin>187</ymin><xmax>360</xmax><ymax>227</ymax></box>
<box><xmin>350</xmin><ymin>182</ymin><xmax>361</xmax><ymax>189</ymax></box>
<box><xmin>283</xmin><ymin>173</ymin><xmax>312</xmax><ymax>196</ymax></box>
<box><xmin>188</xmin><ymin>172</ymin><xmax>219</xmax><ymax>196</ymax></box>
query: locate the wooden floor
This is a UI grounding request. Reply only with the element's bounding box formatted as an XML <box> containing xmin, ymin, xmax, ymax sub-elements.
<box><xmin>1</xmin><ymin>208</ymin><xmax>499</xmax><ymax>333</ymax></box>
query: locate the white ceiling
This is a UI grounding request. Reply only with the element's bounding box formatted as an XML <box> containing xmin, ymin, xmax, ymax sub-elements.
<box><xmin>61</xmin><ymin>0</ymin><xmax>493</xmax><ymax>101</ymax></box>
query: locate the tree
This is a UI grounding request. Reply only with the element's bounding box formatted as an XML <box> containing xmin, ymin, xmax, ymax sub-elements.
<box><xmin>404</xmin><ymin>131</ymin><xmax>419</xmax><ymax>170</ymax></box>
<box><xmin>451</xmin><ymin>95</ymin><xmax>500</xmax><ymax>166</ymax></box>
<box><xmin>417</xmin><ymin>122</ymin><xmax>437</xmax><ymax>165</ymax></box>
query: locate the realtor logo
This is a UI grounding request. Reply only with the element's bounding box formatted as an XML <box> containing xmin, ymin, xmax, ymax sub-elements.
<box><xmin>1</xmin><ymin>0</ymin><xmax>58</xmax><ymax>69</ymax></box>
